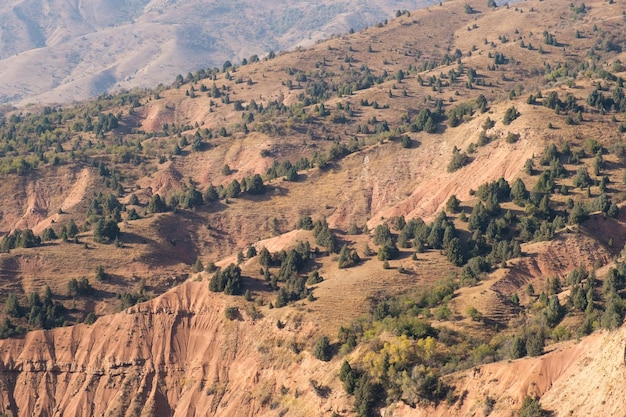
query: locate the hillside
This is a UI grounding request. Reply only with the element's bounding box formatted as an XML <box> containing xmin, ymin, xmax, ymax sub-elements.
<box><xmin>0</xmin><ymin>0</ymin><xmax>625</xmax><ymax>415</ymax></box>
<box><xmin>0</xmin><ymin>276</ymin><xmax>624</xmax><ymax>416</ymax></box>
<box><xmin>0</xmin><ymin>0</ymin><xmax>434</xmax><ymax>106</ymax></box>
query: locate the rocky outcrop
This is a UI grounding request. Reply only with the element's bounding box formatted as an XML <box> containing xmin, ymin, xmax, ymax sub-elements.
<box><xmin>0</xmin><ymin>281</ymin><xmax>349</xmax><ymax>417</ymax></box>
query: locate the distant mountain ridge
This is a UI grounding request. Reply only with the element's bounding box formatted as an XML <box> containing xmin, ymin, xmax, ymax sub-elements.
<box><xmin>0</xmin><ymin>0</ymin><xmax>434</xmax><ymax>106</ymax></box>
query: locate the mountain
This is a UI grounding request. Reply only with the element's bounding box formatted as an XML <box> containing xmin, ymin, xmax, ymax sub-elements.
<box><xmin>0</xmin><ymin>0</ymin><xmax>625</xmax><ymax>415</ymax></box>
<box><xmin>0</xmin><ymin>0</ymin><xmax>435</xmax><ymax>106</ymax></box>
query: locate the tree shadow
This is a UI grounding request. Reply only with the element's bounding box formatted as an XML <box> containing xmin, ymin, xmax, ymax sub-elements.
<box><xmin>241</xmin><ymin>275</ymin><xmax>275</xmax><ymax>294</ymax></box>
<box><xmin>238</xmin><ymin>185</ymin><xmax>290</xmax><ymax>202</ymax></box>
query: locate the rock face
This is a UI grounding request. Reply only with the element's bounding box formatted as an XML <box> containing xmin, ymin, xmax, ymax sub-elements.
<box><xmin>0</xmin><ymin>281</ymin><xmax>345</xmax><ymax>417</ymax></box>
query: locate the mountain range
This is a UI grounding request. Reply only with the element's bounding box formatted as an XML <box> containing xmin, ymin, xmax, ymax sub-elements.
<box><xmin>0</xmin><ymin>0</ymin><xmax>434</xmax><ymax>106</ymax></box>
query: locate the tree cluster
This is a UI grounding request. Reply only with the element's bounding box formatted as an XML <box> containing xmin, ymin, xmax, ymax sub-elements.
<box><xmin>209</xmin><ymin>264</ymin><xmax>243</xmax><ymax>295</ymax></box>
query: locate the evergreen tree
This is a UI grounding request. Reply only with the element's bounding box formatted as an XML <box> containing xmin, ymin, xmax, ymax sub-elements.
<box><xmin>445</xmin><ymin>195</ymin><xmax>461</xmax><ymax>213</ymax></box>
<box><xmin>313</xmin><ymin>335</ymin><xmax>332</xmax><ymax>361</ymax></box>
<box><xmin>209</xmin><ymin>264</ymin><xmax>243</xmax><ymax>295</ymax></box>
<box><xmin>204</xmin><ymin>184</ymin><xmax>219</xmax><ymax>202</ymax></box>
<box><xmin>41</xmin><ymin>227</ymin><xmax>58</xmax><ymax>241</ymax></box>
<box><xmin>246</xmin><ymin>174</ymin><xmax>266</xmax><ymax>195</ymax></box>
<box><xmin>182</xmin><ymin>186</ymin><xmax>203</xmax><ymax>209</ymax></box>
<box><xmin>192</xmin><ymin>257</ymin><xmax>204</xmax><ymax>273</ymax></box>
<box><xmin>373</xmin><ymin>224</ymin><xmax>393</xmax><ymax>245</ymax></box>
<box><xmin>93</xmin><ymin>218</ymin><xmax>120</xmax><ymax>243</ymax></box>
<box><xmin>226</xmin><ymin>179</ymin><xmax>241</xmax><ymax>198</ymax></box>
<box><xmin>258</xmin><ymin>247</ymin><xmax>271</xmax><ymax>267</ymax></box>
<box><xmin>147</xmin><ymin>194</ymin><xmax>168</xmax><ymax>213</ymax></box>
<box><xmin>5</xmin><ymin>294</ymin><xmax>21</xmax><ymax>317</ymax></box>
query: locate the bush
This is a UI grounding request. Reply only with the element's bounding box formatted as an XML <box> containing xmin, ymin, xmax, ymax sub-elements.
<box><xmin>84</xmin><ymin>312</ymin><xmax>97</xmax><ymax>325</ymax></box>
<box><xmin>313</xmin><ymin>335</ymin><xmax>332</xmax><ymax>361</ymax></box>
<box><xmin>94</xmin><ymin>265</ymin><xmax>107</xmax><ymax>282</ymax></box>
<box><xmin>225</xmin><ymin>306</ymin><xmax>239</xmax><ymax>320</ymax></box>
<box><xmin>307</xmin><ymin>270</ymin><xmax>324</xmax><ymax>285</ymax></box>
<box><xmin>466</xmin><ymin>306</ymin><xmax>483</xmax><ymax>321</ymax></box>
<box><xmin>503</xmin><ymin>106</ymin><xmax>520</xmax><ymax>125</ymax></box>
<box><xmin>447</xmin><ymin>146</ymin><xmax>471</xmax><ymax>172</ymax></box>
<box><xmin>519</xmin><ymin>396</ymin><xmax>551</xmax><ymax>417</ymax></box>
<box><xmin>205</xmin><ymin>262</ymin><xmax>218</xmax><ymax>273</ymax></box>
<box><xmin>505</xmin><ymin>132</ymin><xmax>520</xmax><ymax>143</ymax></box>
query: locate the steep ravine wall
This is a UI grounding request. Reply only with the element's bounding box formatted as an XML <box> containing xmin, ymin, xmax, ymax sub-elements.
<box><xmin>0</xmin><ymin>281</ymin><xmax>349</xmax><ymax>417</ymax></box>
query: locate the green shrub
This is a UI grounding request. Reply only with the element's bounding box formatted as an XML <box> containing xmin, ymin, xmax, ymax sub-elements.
<box><xmin>519</xmin><ymin>396</ymin><xmax>550</xmax><ymax>417</ymax></box>
<box><xmin>225</xmin><ymin>306</ymin><xmax>239</xmax><ymax>320</ymax></box>
<box><xmin>447</xmin><ymin>146</ymin><xmax>471</xmax><ymax>172</ymax></box>
<box><xmin>503</xmin><ymin>106</ymin><xmax>520</xmax><ymax>125</ymax></box>
<box><xmin>313</xmin><ymin>336</ymin><xmax>332</xmax><ymax>361</ymax></box>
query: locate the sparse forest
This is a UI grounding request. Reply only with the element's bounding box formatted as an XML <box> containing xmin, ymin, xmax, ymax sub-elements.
<box><xmin>0</xmin><ymin>0</ymin><xmax>625</xmax><ymax>415</ymax></box>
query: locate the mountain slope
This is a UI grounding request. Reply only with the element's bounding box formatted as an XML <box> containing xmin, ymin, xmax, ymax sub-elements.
<box><xmin>0</xmin><ymin>0</ymin><xmax>626</xmax><ymax>415</ymax></box>
<box><xmin>0</xmin><ymin>265</ymin><xmax>623</xmax><ymax>417</ymax></box>
<box><xmin>0</xmin><ymin>0</ymin><xmax>435</xmax><ymax>106</ymax></box>
<box><xmin>386</xmin><ymin>324</ymin><xmax>626</xmax><ymax>417</ymax></box>
<box><xmin>0</xmin><ymin>281</ymin><xmax>350</xmax><ymax>416</ymax></box>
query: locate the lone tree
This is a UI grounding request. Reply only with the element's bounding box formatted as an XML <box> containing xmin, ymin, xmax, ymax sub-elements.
<box><xmin>503</xmin><ymin>106</ymin><xmax>520</xmax><ymax>125</ymax></box>
<box><xmin>313</xmin><ymin>335</ymin><xmax>332</xmax><ymax>361</ymax></box>
<box><xmin>94</xmin><ymin>266</ymin><xmax>107</xmax><ymax>282</ymax></box>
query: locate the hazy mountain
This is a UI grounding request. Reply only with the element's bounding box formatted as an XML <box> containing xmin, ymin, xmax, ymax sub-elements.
<box><xmin>0</xmin><ymin>0</ymin><xmax>435</xmax><ymax>106</ymax></box>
